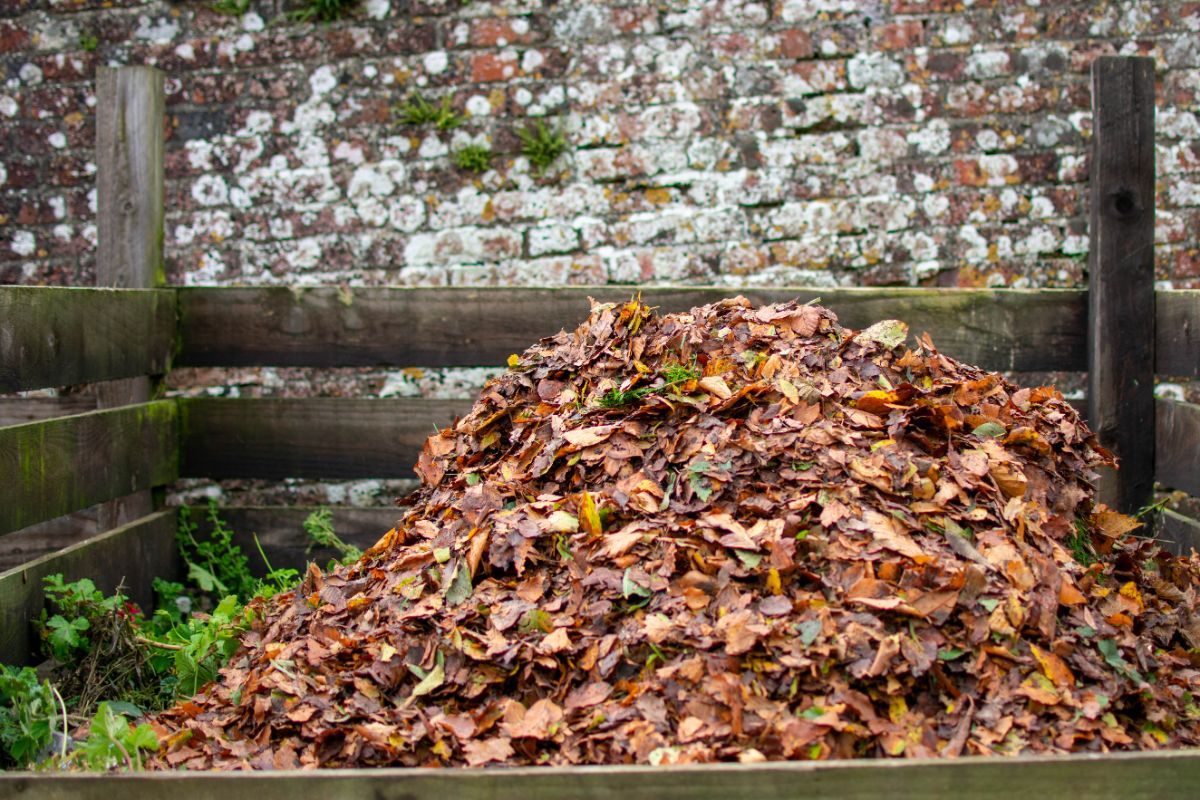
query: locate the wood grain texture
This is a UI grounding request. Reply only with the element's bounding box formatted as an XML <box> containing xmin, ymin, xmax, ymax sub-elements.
<box><xmin>180</xmin><ymin>397</ymin><xmax>473</xmax><ymax>480</ymax></box>
<box><xmin>0</xmin><ymin>287</ymin><xmax>175</xmax><ymax>393</ymax></box>
<box><xmin>187</xmin><ymin>506</ymin><xmax>399</xmax><ymax>573</ymax></box>
<box><xmin>1156</xmin><ymin>290</ymin><xmax>1200</xmax><ymax>378</ymax></box>
<box><xmin>96</xmin><ymin>66</ymin><xmax>164</xmax><ymax>288</ymax></box>
<box><xmin>0</xmin><ymin>395</ymin><xmax>98</xmax><ymax>428</ymax></box>
<box><xmin>1156</xmin><ymin>399</ymin><xmax>1200</xmax><ymax>497</ymax></box>
<box><xmin>176</xmin><ymin>286</ymin><xmax>1086</xmax><ymax>373</ymax></box>
<box><xmin>0</xmin><ymin>506</ymin><xmax>100</xmax><ymax>572</ymax></box>
<box><xmin>0</xmin><ymin>509</ymin><xmax>178</xmax><ymax>667</ymax></box>
<box><xmin>3</xmin><ymin>750</ymin><xmax>1200</xmax><ymax>798</ymax></box>
<box><xmin>96</xmin><ymin>66</ymin><xmax>165</xmax><ymax>532</ymax></box>
<box><xmin>1155</xmin><ymin>508</ymin><xmax>1200</xmax><ymax>556</ymax></box>
<box><xmin>1087</xmin><ymin>57</ymin><xmax>1157</xmax><ymax>514</ymax></box>
<box><xmin>0</xmin><ymin>401</ymin><xmax>179</xmax><ymax>535</ymax></box>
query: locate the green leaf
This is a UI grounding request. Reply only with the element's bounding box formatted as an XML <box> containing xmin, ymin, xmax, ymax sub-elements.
<box><xmin>735</xmin><ymin>549</ymin><xmax>763</xmax><ymax>569</ymax></box>
<box><xmin>445</xmin><ymin>562</ymin><xmax>472</xmax><ymax>606</ymax></box>
<box><xmin>979</xmin><ymin>597</ymin><xmax>999</xmax><ymax>612</ymax></box>
<box><xmin>797</xmin><ymin>619</ymin><xmax>822</xmax><ymax>647</ymax></box>
<box><xmin>937</xmin><ymin>647</ymin><xmax>966</xmax><ymax>661</ymax></box>
<box><xmin>186</xmin><ymin>561</ymin><xmax>228</xmax><ymax>594</ymax></box>
<box><xmin>433</xmin><ymin>547</ymin><xmax>451</xmax><ymax>564</ymax></box>
<box><xmin>408</xmin><ymin>651</ymin><xmax>445</xmax><ymax>700</ymax></box>
<box><xmin>972</xmin><ymin>421</ymin><xmax>1006</xmax><ymax>438</ymax></box>
<box><xmin>622</xmin><ymin>568</ymin><xmax>652</xmax><ymax>600</ymax></box>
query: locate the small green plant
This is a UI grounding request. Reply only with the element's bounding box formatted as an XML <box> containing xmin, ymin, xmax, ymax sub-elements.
<box><xmin>397</xmin><ymin>94</ymin><xmax>461</xmax><ymax>131</ymax></box>
<box><xmin>210</xmin><ymin>0</ymin><xmax>251</xmax><ymax>15</ymax></box>
<box><xmin>304</xmin><ymin>508</ymin><xmax>363</xmax><ymax>565</ymax></box>
<box><xmin>516</xmin><ymin>120</ymin><xmax>566</xmax><ymax>176</ymax></box>
<box><xmin>176</xmin><ymin>501</ymin><xmax>258</xmax><ymax>601</ymax></box>
<box><xmin>290</xmin><ymin>0</ymin><xmax>358</xmax><ymax>21</ymax></box>
<box><xmin>78</xmin><ymin>31</ymin><xmax>98</xmax><ymax>52</ymax></box>
<box><xmin>150</xmin><ymin>595</ymin><xmax>250</xmax><ymax>701</ymax></box>
<box><xmin>70</xmin><ymin>702</ymin><xmax>158</xmax><ymax>771</ymax></box>
<box><xmin>0</xmin><ymin>665</ymin><xmax>60</xmax><ymax>769</ymax></box>
<box><xmin>454</xmin><ymin>144</ymin><xmax>493</xmax><ymax>173</ymax></box>
<box><xmin>598</xmin><ymin>361</ymin><xmax>700</xmax><ymax>408</ymax></box>
<box><xmin>1068</xmin><ymin>517</ymin><xmax>1096</xmax><ymax>566</ymax></box>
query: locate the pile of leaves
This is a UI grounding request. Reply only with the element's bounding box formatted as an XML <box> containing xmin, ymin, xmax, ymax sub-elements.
<box><xmin>150</xmin><ymin>297</ymin><xmax>1200</xmax><ymax>769</ymax></box>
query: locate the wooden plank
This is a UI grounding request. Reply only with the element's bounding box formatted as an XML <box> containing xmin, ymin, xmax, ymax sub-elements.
<box><xmin>176</xmin><ymin>286</ymin><xmax>1086</xmax><ymax>373</ymax></box>
<box><xmin>188</xmin><ymin>506</ymin><xmax>399</xmax><ymax>573</ymax></box>
<box><xmin>1155</xmin><ymin>507</ymin><xmax>1200</xmax><ymax>556</ymax></box>
<box><xmin>1156</xmin><ymin>290</ymin><xmax>1200</xmax><ymax>378</ymax></box>
<box><xmin>0</xmin><ymin>287</ymin><xmax>175</xmax><ymax>393</ymax></box>
<box><xmin>0</xmin><ymin>509</ymin><xmax>178</xmax><ymax>667</ymax></box>
<box><xmin>0</xmin><ymin>507</ymin><xmax>100</xmax><ymax>572</ymax></box>
<box><xmin>3</xmin><ymin>750</ymin><xmax>1200</xmax><ymax>798</ymax></box>
<box><xmin>0</xmin><ymin>395</ymin><xmax>98</xmax><ymax>427</ymax></box>
<box><xmin>0</xmin><ymin>401</ymin><xmax>179</xmax><ymax>535</ymax></box>
<box><xmin>96</xmin><ymin>65</ymin><xmax>164</xmax><ymax>288</ymax></box>
<box><xmin>180</xmin><ymin>397</ymin><xmax>473</xmax><ymax>480</ymax></box>
<box><xmin>1087</xmin><ymin>56</ymin><xmax>1157</xmax><ymax>514</ymax></box>
<box><xmin>1156</xmin><ymin>399</ymin><xmax>1200</xmax><ymax>497</ymax></box>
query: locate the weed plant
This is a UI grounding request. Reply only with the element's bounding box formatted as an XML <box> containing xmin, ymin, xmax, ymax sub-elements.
<box><xmin>397</xmin><ymin>95</ymin><xmax>461</xmax><ymax>131</ymax></box>
<box><xmin>517</xmin><ymin>120</ymin><xmax>566</xmax><ymax>176</ymax></box>
<box><xmin>454</xmin><ymin>144</ymin><xmax>493</xmax><ymax>173</ymax></box>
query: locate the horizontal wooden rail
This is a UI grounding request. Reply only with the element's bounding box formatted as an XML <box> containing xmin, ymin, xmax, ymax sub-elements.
<box><xmin>0</xmin><ymin>509</ymin><xmax>178</xmax><ymax>666</ymax></box>
<box><xmin>1156</xmin><ymin>290</ymin><xmax>1200</xmax><ymax>378</ymax></box>
<box><xmin>179</xmin><ymin>397</ymin><xmax>473</xmax><ymax>480</ymax></box>
<box><xmin>187</xmin><ymin>505</ymin><xmax>398</xmax><ymax>573</ymax></box>
<box><xmin>1157</xmin><ymin>399</ymin><xmax>1200</xmax><ymax>498</ymax></box>
<box><xmin>0</xmin><ymin>401</ymin><xmax>179</xmax><ymax>534</ymax></box>
<box><xmin>1156</xmin><ymin>508</ymin><xmax>1200</xmax><ymax>556</ymax></box>
<box><xmin>0</xmin><ymin>395</ymin><xmax>98</xmax><ymax>428</ymax></box>
<box><xmin>0</xmin><ymin>287</ymin><xmax>175</xmax><ymax>393</ymax></box>
<box><xmin>3</xmin><ymin>749</ymin><xmax>1200</xmax><ymax>798</ymax></box>
<box><xmin>176</xmin><ymin>286</ymin><xmax>1088</xmax><ymax>373</ymax></box>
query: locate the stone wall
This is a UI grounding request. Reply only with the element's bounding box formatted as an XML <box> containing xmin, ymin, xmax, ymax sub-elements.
<box><xmin>2</xmin><ymin>0</ymin><xmax>1198</xmax><ymax>291</ymax></box>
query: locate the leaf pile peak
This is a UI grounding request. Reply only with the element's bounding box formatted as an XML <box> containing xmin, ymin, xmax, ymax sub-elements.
<box><xmin>152</xmin><ymin>296</ymin><xmax>1200</xmax><ymax>768</ymax></box>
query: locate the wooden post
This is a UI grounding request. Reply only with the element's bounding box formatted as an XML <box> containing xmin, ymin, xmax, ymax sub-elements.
<box><xmin>95</xmin><ymin>65</ymin><xmax>165</xmax><ymax>529</ymax></box>
<box><xmin>1087</xmin><ymin>56</ymin><xmax>1156</xmax><ymax>514</ymax></box>
<box><xmin>96</xmin><ymin>65</ymin><xmax>164</xmax><ymax>288</ymax></box>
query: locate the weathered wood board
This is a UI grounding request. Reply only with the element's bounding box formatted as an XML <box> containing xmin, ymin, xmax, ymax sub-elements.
<box><xmin>3</xmin><ymin>750</ymin><xmax>1200</xmax><ymax>799</ymax></box>
<box><xmin>179</xmin><ymin>397</ymin><xmax>473</xmax><ymax>480</ymax></box>
<box><xmin>1156</xmin><ymin>290</ymin><xmax>1200</xmax><ymax>378</ymax></box>
<box><xmin>1087</xmin><ymin>56</ymin><xmax>1156</xmax><ymax>514</ymax></box>
<box><xmin>0</xmin><ymin>401</ymin><xmax>179</xmax><ymax>534</ymax></box>
<box><xmin>0</xmin><ymin>287</ymin><xmax>176</xmax><ymax>394</ymax></box>
<box><xmin>1156</xmin><ymin>399</ymin><xmax>1200</xmax><ymax>498</ymax></box>
<box><xmin>1156</xmin><ymin>507</ymin><xmax>1200</xmax><ymax>556</ymax></box>
<box><xmin>0</xmin><ymin>509</ymin><xmax>178</xmax><ymax>667</ymax></box>
<box><xmin>176</xmin><ymin>286</ymin><xmax>1087</xmax><ymax>373</ymax></box>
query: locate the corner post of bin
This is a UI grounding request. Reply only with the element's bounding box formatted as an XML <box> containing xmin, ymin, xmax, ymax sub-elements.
<box><xmin>1087</xmin><ymin>56</ymin><xmax>1156</xmax><ymax>514</ymax></box>
<box><xmin>95</xmin><ymin>65</ymin><xmax>166</xmax><ymax>528</ymax></box>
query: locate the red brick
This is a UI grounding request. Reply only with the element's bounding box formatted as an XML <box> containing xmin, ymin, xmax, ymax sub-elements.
<box><xmin>469</xmin><ymin>17</ymin><xmax>541</xmax><ymax>47</ymax></box>
<box><xmin>873</xmin><ymin>20</ymin><xmax>923</xmax><ymax>51</ymax></box>
<box><xmin>471</xmin><ymin>52</ymin><xmax>521</xmax><ymax>83</ymax></box>
<box><xmin>779</xmin><ymin>29</ymin><xmax>814</xmax><ymax>59</ymax></box>
<box><xmin>0</xmin><ymin>21</ymin><xmax>30</xmax><ymax>54</ymax></box>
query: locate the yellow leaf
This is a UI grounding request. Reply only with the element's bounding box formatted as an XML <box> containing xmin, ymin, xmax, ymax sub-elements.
<box><xmin>507</xmin><ymin>354</ymin><xmax>520</xmax><ymax>368</ymax></box>
<box><xmin>580</xmin><ymin>491</ymin><xmax>602</xmax><ymax>538</ymax></box>
<box><xmin>766</xmin><ymin>568</ymin><xmax>782</xmax><ymax>595</ymax></box>
<box><xmin>778</xmin><ymin>379</ymin><xmax>799</xmax><ymax>404</ymax></box>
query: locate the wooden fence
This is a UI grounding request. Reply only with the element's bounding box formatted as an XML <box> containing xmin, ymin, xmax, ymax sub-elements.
<box><xmin>0</xmin><ymin>55</ymin><xmax>1199</xmax><ymax>789</ymax></box>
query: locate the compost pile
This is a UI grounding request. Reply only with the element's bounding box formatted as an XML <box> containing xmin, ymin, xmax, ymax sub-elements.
<box><xmin>152</xmin><ymin>297</ymin><xmax>1200</xmax><ymax>769</ymax></box>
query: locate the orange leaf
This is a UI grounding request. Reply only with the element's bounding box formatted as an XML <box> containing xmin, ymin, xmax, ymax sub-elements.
<box><xmin>1030</xmin><ymin>644</ymin><xmax>1076</xmax><ymax>688</ymax></box>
